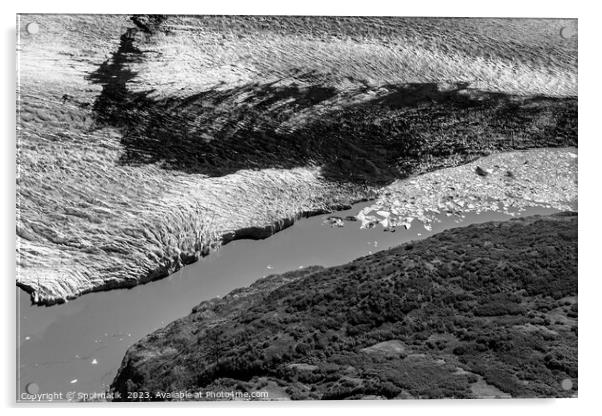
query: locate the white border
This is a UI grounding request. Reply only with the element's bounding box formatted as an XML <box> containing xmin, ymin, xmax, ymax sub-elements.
<box><xmin>2</xmin><ymin>1</ymin><xmax>600</xmax><ymax>415</ymax></box>
<box><xmin>8</xmin><ymin>0</ymin><xmax>582</xmax><ymax>17</ymax></box>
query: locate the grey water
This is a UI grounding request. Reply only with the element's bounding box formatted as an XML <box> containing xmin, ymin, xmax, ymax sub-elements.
<box><xmin>16</xmin><ymin>202</ymin><xmax>560</xmax><ymax>401</ymax></box>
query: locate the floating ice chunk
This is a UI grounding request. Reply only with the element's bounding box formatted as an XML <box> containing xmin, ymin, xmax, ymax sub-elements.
<box><xmin>359</xmin><ymin>207</ymin><xmax>374</xmax><ymax>217</ymax></box>
<box><xmin>376</xmin><ymin>210</ymin><xmax>390</xmax><ymax>218</ymax></box>
<box><xmin>326</xmin><ymin>217</ymin><xmax>345</xmax><ymax>227</ymax></box>
<box><xmin>70</xmin><ymin>379</ymin><xmax>78</xmax><ymax>384</ymax></box>
<box><xmin>91</xmin><ymin>359</ymin><xmax>98</xmax><ymax>365</ymax></box>
<box><xmin>266</xmin><ymin>265</ymin><xmax>273</xmax><ymax>270</ymax></box>
<box><xmin>359</xmin><ymin>215</ymin><xmax>378</xmax><ymax>229</ymax></box>
<box><xmin>357</xmin><ymin>211</ymin><xmax>370</xmax><ymax>229</ymax></box>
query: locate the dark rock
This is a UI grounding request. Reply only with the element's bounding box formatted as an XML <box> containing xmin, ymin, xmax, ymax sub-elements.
<box><xmin>475</xmin><ymin>166</ymin><xmax>490</xmax><ymax>177</ymax></box>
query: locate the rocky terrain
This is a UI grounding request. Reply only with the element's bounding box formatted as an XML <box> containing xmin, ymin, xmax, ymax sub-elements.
<box><xmin>17</xmin><ymin>15</ymin><xmax>577</xmax><ymax>304</ymax></box>
<box><xmin>356</xmin><ymin>147</ymin><xmax>577</xmax><ymax>231</ymax></box>
<box><xmin>111</xmin><ymin>213</ymin><xmax>578</xmax><ymax>400</ymax></box>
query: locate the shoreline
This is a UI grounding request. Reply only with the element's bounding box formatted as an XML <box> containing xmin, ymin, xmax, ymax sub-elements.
<box><xmin>18</xmin><ymin>147</ymin><xmax>577</xmax><ymax>306</ymax></box>
<box><xmin>17</xmin><ymin>203</ymin><xmax>565</xmax><ymax>398</ymax></box>
<box><xmin>110</xmin><ymin>212</ymin><xmax>578</xmax><ymax>400</ymax></box>
<box><xmin>17</xmin><ymin>199</ymin><xmax>367</xmax><ymax>306</ymax></box>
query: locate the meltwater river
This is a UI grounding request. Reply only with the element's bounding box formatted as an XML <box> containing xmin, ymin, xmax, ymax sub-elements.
<box><xmin>17</xmin><ymin>202</ymin><xmax>560</xmax><ymax>400</ymax></box>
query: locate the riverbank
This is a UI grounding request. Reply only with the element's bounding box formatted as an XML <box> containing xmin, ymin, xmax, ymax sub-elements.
<box><xmin>19</xmin><ymin>202</ymin><xmax>561</xmax><ymax>399</ymax></box>
<box><xmin>111</xmin><ymin>213</ymin><xmax>578</xmax><ymax>400</ymax></box>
